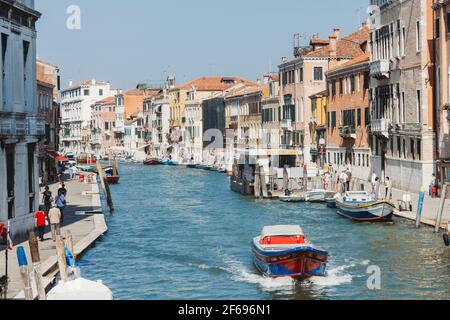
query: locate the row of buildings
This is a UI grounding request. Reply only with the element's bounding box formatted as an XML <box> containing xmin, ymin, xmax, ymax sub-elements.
<box><xmin>67</xmin><ymin>0</ymin><xmax>450</xmax><ymax>195</ymax></box>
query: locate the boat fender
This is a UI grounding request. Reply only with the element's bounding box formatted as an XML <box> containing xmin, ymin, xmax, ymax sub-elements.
<box><xmin>444</xmin><ymin>234</ymin><xmax>450</xmax><ymax>247</ymax></box>
<box><xmin>65</xmin><ymin>247</ymin><xmax>77</xmax><ymax>268</ymax></box>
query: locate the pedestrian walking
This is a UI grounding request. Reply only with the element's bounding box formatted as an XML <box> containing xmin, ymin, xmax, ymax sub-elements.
<box><xmin>55</xmin><ymin>191</ymin><xmax>66</xmax><ymax>223</ymax></box>
<box><xmin>48</xmin><ymin>202</ymin><xmax>62</xmax><ymax>242</ymax></box>
<box><xmin>385</xmin><ymin>177</ymin><xmax>392</xmax><ymax>201</ymax></box>
<box><xmin>429</xmin><ymin>174</ymin><xmax>437</xmax><ymax>198</ymax></box>
<box><xmin>374</xmin><ymin>177</ymin><xmax>380</xmax><ymax>200</ymax></box>
<box><xmin>70</xmin><ymin>165</ymin><xmax>78</xmax><ymax>181</ymax></box>
<box><xmin>34</xmin><ymin>206</ymin><xmax>47</xmax><ymax>242</ymax></box>
<box><xmin>323</xmin><ymin>172</ymin><xmax>330</xmax><ymax>191</ymax></box>
<box><xmin>371</xmin><ymin>173</ymin><xmax>377</xmax><ymax>195</ymax></box>
<box><xmin>339</xmin><ymin>171</ymin><xmax>348</xmax><ymax>194</ymax></box>
<box><xmin>345</xmin><ymin>168</ymin><xmax>352</xmax><ymax>192</ymax></box>
<box><xmin>42</xmin><ymin>186</ymin><xmax>53</xmax><ymax>215</ymax></box>
<box><xmin>58</xmin><ymin>183</ymin><xmax>67</xmax><ymax>197</ymax></box>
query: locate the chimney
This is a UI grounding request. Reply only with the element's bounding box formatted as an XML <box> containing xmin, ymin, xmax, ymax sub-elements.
<box><xmin>333</xmin><ymin>27</ymin><xmax>341</xmax><ymax>39</ymax></box>
<box><xmin>69</xmin><ymin>80</ymin><xmax>73</xmax><ymax>87</ymax></box>
<box><xmin>281</xmin><ymin>57</ymin><xmax>288</xmax><ymax>64</ymax></box>
<box><xmin>329</xmin><ymin>34</ymin><xmax>337</xmax><ymax>57</ymax></box>
<box><xmin>92</xmin><ymin>79</ymin><xmax>96</xmax><ymax>85</ymax></box>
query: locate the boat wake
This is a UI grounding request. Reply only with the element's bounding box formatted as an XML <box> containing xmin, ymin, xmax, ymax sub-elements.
<box><xmin>219</xmin><ymin>253</ymin><xmax>295</xmax><ymax>292</ymax></box>
<box><xmin>306</xmin><ymin>259</ymin><xmax>370</xmax><ymax>287</ymax></box>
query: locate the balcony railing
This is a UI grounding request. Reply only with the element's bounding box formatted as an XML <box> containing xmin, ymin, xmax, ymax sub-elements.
<box><xmin>370</xmin><ymin>59</ymin><xmax>390</xmax><ymax>79</ymax></box>
<box><xmin>0</xmin><ymin>114</ymin><xmax>45</xmax><ymax>138</ymax></box>
<box><xmin>339</xmin><ymin>125</ymin><xmax>356</xmax><ymax>139</ymax></box>
<box><xmin>280</xmin><ymin>119</ymin><xmax>293</xmax><ymax>131</ymax></box>
<box><xmin>371</xmin><ymin>118</ymin><xmax>391</xmax><ymax>139</ymax></box>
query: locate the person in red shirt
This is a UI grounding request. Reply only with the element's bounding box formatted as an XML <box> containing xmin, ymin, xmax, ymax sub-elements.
<box><xmin>35</xmin><ymin>206</ymin><xmax>47</xmax><ymax>242</ymax></box>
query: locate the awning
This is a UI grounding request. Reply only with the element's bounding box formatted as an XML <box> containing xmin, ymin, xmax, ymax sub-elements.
<box><xmin>47</xmin><ymin>151</ymin><xmax>69</xmax><ymax>162</ymax></box>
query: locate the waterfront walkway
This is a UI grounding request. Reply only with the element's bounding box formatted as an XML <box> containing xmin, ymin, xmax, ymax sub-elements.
<box><xmin>0</xmin><ymin>179</ymin><xmax>107</xmax><ymax>299</ymax></box>
<box><xmin>353</xmin><ymin>179</ymin><xmax>450</xmax><ymax>229</ymax></box>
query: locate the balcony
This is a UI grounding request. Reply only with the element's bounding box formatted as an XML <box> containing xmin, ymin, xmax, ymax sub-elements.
<box><xmin>0</xmin><ymin>114</ymin><xmax>45</xmax><ymax>138</ymax></box>
<box><xmin>370</xmin><ymin>59</ymin><xmax>390</xmax><ymax>80</ymax></box>
<box><xmin>339</xmin><ymin>126</ymin><xmax>356</xmax><ymax>139</ymax></box>
<box><xmin>280</xmin><ymin>119</ymin><xmax>293</xmax><ymax>131</ymax></box>
<box><xmin>371</xmin><ymin>119</ymin><xmax>392</xmax><ymax>139</ymax></box>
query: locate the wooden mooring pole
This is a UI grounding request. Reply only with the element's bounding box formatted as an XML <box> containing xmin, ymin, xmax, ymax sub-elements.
<box><xmin>55</xmin><ymin>235</ymin><xmax>68</xmax><ymax>283</ymax></box>
<box><xmin>96</xmin><ymin>162</ymin><xmax>114</xmax><ymax>212</ymax></box>
<box><xmin>28</xmin><ymin>232</ymin><xmax>46</xmax><ymax>300</ymax></box>
<box><xmin>16</xmin><ymin>247</ymin><xmax>33</xmax><ymax>300</ymax></box>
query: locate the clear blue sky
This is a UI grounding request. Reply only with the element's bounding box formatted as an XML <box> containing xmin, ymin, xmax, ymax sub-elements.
<box><xmin>36</xmin><ymin>0</ymin><xmax>369</xmax><ymax>90</ymax></box>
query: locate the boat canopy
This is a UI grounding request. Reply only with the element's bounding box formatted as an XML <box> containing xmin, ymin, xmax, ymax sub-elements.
<box><xmin>261</xmin><ymin>225</ymin><xmax>304</xmax><ymax>238</ymax></box>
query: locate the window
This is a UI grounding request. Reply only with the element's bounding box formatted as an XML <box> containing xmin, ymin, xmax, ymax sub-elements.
<box><xmin>416</xmin><ymin>21</ymin><xmax>421</xmax><ymax>53</ymax></box>
<box><xmin>314</xmin><ymin>67</ymin><xmax>323</xmax><ymax>81</ymax></box>
<box><xmin>417</xmin><ymin>138</ymin><xmax>422</xmax><ymax>160</ymax></box>
<box><xmin>365</xmin><ymin>107</ymin><xmax>370</xmax><ymax>126</ymax></box>
<box><xmin>436</xmin><ymin>18</ymin><xmax>440</xmax><ymax>39</ymax></box>
<box><xmin>411</xmin><ymin>139</ymin><xmax>415</xmax><ymax>160</ymax></box>
<box><xmin>396</xmin><ymin>20</ymin><xmax>401</xmax><ymax>57</ymax></box>
<box><xmin>331</xmin><ymin>80</ymin><xmax>336</xmax><ymax>97</ymax></box>
<box><xmin>331</xmin><ymin>111</ymin><xmax>337</xmax><ymax>129</ymax></box>
<box><xmin>401</xmin><ymin>27</ymin><xmax>406</xmax><ymax>56</ymax></box>
<box><xmin>417</xmin><ymin>90</ymin><xmax>421</xmax><ymax>123</ymax></box>
<box><xmin>99</xmin><ymin>89</ymin><xmax>103</xmax><ymax>96</ymax></box>
<box><xmin>84</xmin><ymin>89</ymin><xmax>90</xmax><ymax>96</ymax></box>
<box><xmin>339</xmin><ymin>79</ymin><xmax>343</xmax><ymax>95</ymax></box>
<box><xmin>447</xmin><ymin>12</ymin><xmax>450</xmax><ymax>33</ymax></box>
<box><xmin>299</xmin><ymin>68</ymin><xmax>304</xmax><ymax>82</ymax></box>
<box><xmin>364</xmin><ymin>72</ymin><xmax>370</xmax><ymax>90</ymax></box>
<box><xmin>357</xmin><ymin>108</ymin><xmax>362</xmax><ymax>127</ymax></box>
<box><xmin>350</xmin><ymin>76</ymin><xmax>355</xmax><ymax>93</ymax></box>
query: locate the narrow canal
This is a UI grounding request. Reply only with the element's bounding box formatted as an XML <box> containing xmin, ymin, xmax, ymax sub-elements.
<box><xmin>79</xmin><ymin>164</ymin><xmax>450</xmax><ymax>300</ymax></box>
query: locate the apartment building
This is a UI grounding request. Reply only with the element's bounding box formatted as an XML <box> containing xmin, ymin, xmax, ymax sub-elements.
<box><xmin>369</xmin><ymin>0</ymin><xmax>435</xmax><ymax>192</ymax></box>
<box><xmin>309</xmin><ymin>90</ymin><xmax>327</xmax><ymax>168</ymax></box>
<box><xmin>143</xmin><ymin>80</ymin><xmax>173</xmax><ymax>159</ymax></box>
<box><xmin>279</xmin><ymin>25</ymin><xmax>369</xmax><ymax>166</ymax></box>
<box><xmin>90</xmin><ymin>96</ymin><xmax>116</xmax><ymax>159</ymax></box>
<box><xmin>60</xmin><ymin>80</ymin><xmax>115</xmax><ymax>156</ymax></box>
<box><xmin>326</xmin><ymin>54</ymin><xmax>372</xmax><ymax>181</ymax></box>
<box><xmin>36</xmin><ymin>58</ymin><xmax>60</xmax><ymax>184</ymax></box>
<box><xmin>433</xmin><ymin>0</ymin><xmax>450</xmax><ymax>185</ymax></box>
<box><xmin>262</xmin><ymin>74</ymin><xmax>281</xmax><ymax>150</ymax></box>
<box><xmin>0</xmin><ymin>0</ymin><xmax>42</xmax><ymax>236</ymax></box>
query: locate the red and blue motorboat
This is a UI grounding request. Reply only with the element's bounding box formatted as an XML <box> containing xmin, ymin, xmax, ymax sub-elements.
<box><xmin>252</xmin><ymin>225</ymin><xmax>328</xmax><ymax>279</ymax></box>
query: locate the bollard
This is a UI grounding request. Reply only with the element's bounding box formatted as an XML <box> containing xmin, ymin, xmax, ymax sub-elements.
<box><xmin>16</xmin><ymin>247</ymin><xmax>33</xmax><ymax>300</ymax></box>
<box><xmin>415</xmin><ymin>189</ymin><xmax>425</xmax><ymax>228</ymax></box>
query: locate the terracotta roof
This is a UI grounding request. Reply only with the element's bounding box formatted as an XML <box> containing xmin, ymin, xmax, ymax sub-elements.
<box><xmin>175</xmin><ymin>76</ymin><xmax>254</xmax><ymax>91</ymax></box>
<box><xmin>329</xmin><ymin>53</ymin><xmax>370</xmax><ymax>72</ymax></box>
<box><xmin>310</xmin><ymin>90</ymin><xmax>328</xmax><ymax>99</ymax></box>
<box><xmin>310</xmin><ymin>38</ymin><xmax>330</xmax><ymax>45</ymax></box>
<box><xmin>96</xmin><ymin>96</ymin><xmax>116</xmax><ymax>105</ymax></box>
<box><xmin>224</xmin><ymin>85</ymin><xmax>264</xmax><ymax>99</ymax></box>
<box><xmin>304</xmin><ymin>25</ymin><xmax>369</xmax><ymax>59</ymax></box>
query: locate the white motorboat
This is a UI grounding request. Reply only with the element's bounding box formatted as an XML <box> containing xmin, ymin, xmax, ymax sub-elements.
<box><xmin>335</xmin><ymin>191</ymin><xmax>395</xmax><ymax>222</ymax></box>
<box><xmin>279</xmin><ymin>194</ymin><xmax>306</xmax><ymax>203</ymax></box>
<box><xmin>306</xmin><ymin>189</ymin><xmax>327</xmax><ymax>202</ymax></box>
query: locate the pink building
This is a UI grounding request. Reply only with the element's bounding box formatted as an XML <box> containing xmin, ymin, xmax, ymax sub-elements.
<box><xmin>90</xmin><ymin>96</ymin><xmax>117</xmax><ymax>158</ymax></box>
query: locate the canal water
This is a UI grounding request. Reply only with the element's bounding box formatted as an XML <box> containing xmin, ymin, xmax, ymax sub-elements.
<box><xmin>79</xmin><ymin>164</ymin><xmax>450</xmax><ymax>300</ymax></box>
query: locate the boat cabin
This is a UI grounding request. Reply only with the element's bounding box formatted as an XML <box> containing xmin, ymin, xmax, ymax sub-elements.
<box><xmin>260</xmin><ymin>225</ymin><xmax>305</xmax><ymax>245</ymax></box>
<box><xmin>343</xmin><ymin>191</ymin><xmax>374</xmax><ymax>203</ymax></box>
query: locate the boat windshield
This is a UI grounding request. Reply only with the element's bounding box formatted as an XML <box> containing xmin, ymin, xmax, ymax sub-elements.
<box><xmin>260</xmin><ymin>235</ymin><xmax>305</xmax><ymax>245</ymax></box>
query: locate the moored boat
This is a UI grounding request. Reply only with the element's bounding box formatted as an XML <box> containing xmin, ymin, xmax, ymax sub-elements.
<box><xmin>106</xmin><ymin>176</ymin><xmax>120</xmax><ymax>184</ymax></box>
<box><xmin>279</xmin><ymin>194</ymin><xmax>305</xmax><ymax>203</ymax></box>
<box><xmin>444</xmin><ymin>223</ymin><xmax>449</xmax><ymax>247</ymax></box>
<box><xmin>252</xmin><ymin>225</ymin><xmax>328</xmax><ymax>279</ymax></box>
<box><xmin>336</xmin><ymin>191</ymin><xmax>395</xmax><ymax>222</ymax></box>
<box><xmin>305</xmin><ymin>189</ymin><xmax>327</xmax><ymax>202</ymax></box>
<box><xmin>143</xmin><ymin>158</ymin><xmax>162</xmax><ymax>166</ymax></box>
<box><xmin>161</xmin><ymin>160</ymin><xmax>178</xmax><ymax>166</ymax></box>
